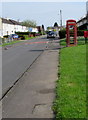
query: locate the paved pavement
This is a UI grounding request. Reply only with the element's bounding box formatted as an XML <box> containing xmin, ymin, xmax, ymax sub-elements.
<box><xmin>2</xmin><ymin>37</ymin><xmax>60</xmax><ymax>118</ymax></box>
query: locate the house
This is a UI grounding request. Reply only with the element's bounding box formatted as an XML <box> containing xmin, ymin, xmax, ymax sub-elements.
<box><xmin>0</xmin><ymin>17</ymin><xmax>28</xmax><ymax>37</ymax></box>
<box><xmin>77</xmin><ymin>16</ymin><xmax>87</xmax><ymax>30</ymax></box>
<box><xmin>28</xmin><ymin>26</ymin><xmax>44</xmax><ymax>34</ymax></box>
<box><xmin>28</xmin><ymin>27</ymin><xmax>38</xmax><ymax>33</ymax></box>
<box><xmin>37</xmin><ymin>26</ymin><xmax>43</xmax><ymax>33</ymax></box>
<box><xmin>0</xmin><ymin>18</ymin><xmax>3</xmax><ymax>37</ymax></box>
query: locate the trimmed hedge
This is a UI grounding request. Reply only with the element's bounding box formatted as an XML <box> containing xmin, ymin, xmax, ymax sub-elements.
<box><xmin>77</xmin><ymin>30</ymin><xmax>86</xmax><ymax>36</ymax></box>
<box><xmin>3</xmin><ymin>35</ymin><xmax>9</xmax><ymax>38</ymax></box>
<box><xmin>15</xmin><ymin>32</ymin><xmax>34</xmax><ymax>35</ymax></box>
<box><xmin>59</xmin><ymin>30</ymin><xmax>66</xmax><ymax>39</ymax></box>
<box><xmin>16</xmin><ymin>32</ymin><xmax>42</xmax><ymax>37</ymax></box>
<box><xmin>59</xmin><ymin>29</ymin><xmax>86</xmax><ymax>39</ymax></box>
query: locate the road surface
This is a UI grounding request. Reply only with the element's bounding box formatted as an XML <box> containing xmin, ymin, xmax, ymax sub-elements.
<box><xmin>2</xmin><ymin>36</ymin><xmax>48</xmax><ymax>96</ymax></box>
<box><xmin>2</xmin><ymin>36</ymin><xmax>59</xmax><ymax>118</ymax></box>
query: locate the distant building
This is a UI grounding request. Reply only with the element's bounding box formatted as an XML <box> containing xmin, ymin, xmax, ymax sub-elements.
<box><xmin>37</xmin><ymin>26</ymin><xmax>43</xmax><ymax>33</ymax></box>
<box><xmin>47</xmin><ymin>26</ymin><xmax>54</xmax><ymax>31</ymax></box>
<box><xmin>47</xmin><ymin>25</ymin><xmax>61</xmax><ymax>31</ymax></box>
<box><xmin>0</xmin><ymin>18</ymin><xmax>28</xmax><ymax>37</ymax></box>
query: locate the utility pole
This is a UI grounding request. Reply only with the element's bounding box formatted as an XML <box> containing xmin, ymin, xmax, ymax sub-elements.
<box><xmin>86</xmin><ymin>1</ymin><xmax>88</xmax><ymax>30</ymax></box>
<box><xmin>60</xmin><ymin>10</ymin><xmax>62</xmax><ymax>29</ymax></box>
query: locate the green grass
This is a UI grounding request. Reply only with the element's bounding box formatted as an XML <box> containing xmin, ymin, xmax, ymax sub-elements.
<box><xmin>1</xmin><ymin>36</ymin><xmax>37</xmax><ymax>46</ymax></box>
<box><xmin>24</xmin><ymin>35</ymin><xmax>36</xmax><ymax>40</ymax></box>
<box><xmin>60</xmin><ymin>37</ymin><xmax>85</xmax><ymax>46</ymax></box>
<box><xmin>53</xmin><ymin>39</ymin><xmax>86</xmax><ymax>118</ymax></box>
<box><xmin>1</xmin><ymin>40</ymin><xmax>23</xmax><ymax>46</ymax></box>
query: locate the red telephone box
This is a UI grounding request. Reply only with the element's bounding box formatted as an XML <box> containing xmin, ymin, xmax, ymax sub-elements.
<box><xmin>66</xmin><ymin>19</ymin><xmax>77</xmax><ymax>47</ymax></box>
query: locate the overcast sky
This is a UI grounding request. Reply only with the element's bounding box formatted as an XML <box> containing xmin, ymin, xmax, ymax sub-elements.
<box><xmin>1</xmin><ymin>2</ymin><xmax>86</xmax><ymax>28</ymax></box>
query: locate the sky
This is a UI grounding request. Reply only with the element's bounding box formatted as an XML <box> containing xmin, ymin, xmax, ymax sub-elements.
<box><xmin>1</xmin><ymin>2</ymin><xmax>86</xmax><ymax>28</ymax></box>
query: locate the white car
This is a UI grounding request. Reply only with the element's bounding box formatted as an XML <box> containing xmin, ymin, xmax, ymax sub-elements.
<box><xmin>47</xmin><ymin>31</ymin><xmax>57</xmax><ymax>38</ymax></box>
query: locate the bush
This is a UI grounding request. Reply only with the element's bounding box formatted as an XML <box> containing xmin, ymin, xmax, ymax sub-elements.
<box><xmin>16</xmin><ymin>31</ymin><xmax>44</xmax><ymax>38</ymax></box>
<box><xmin>16</xmin><ymin>32</ymin><xmax>37</xmax><ymax>39</ymax></box>
<box><xmin>32</xmin><ymin>32</ymin><xmax>36</xmax><ymax>37</ymax></box>
<box><xmin>35</xmin><ymin>33</ymin><xmax>41</xmax><ymax>36</ymax></box>
<box><xmin>38</xmin><ymin>32</ymin><xmax>42</xmax><ymax>35</ymax></box>
<box><xmin>59</xmin><ymin>30</ymin><xmax>66</xmax><ymax>39</ymax></box>
<box><xmin>19</xmin><ymin>35</ymin><xmax>25</xmax><ymax>40</ymax></box>
<box><xmin>59</xmin><ymin>29</ymin><xmax>85</xmax><ymax>39</ymax></box>
<box><xmin>16</xmin><ymin>32</ymin><xmax>30</xmax><ymax>35</ymax></box>
<box><xmin>3</xmin><ymin>35</ymin><xmax>9</xmax><ymax>38</ymax></box>
<box><xmin>2</xmin><ymin>38</ymin><xmax>5</xmax><ymax>43</ymax></box>
<box><xmin>77</xmin><ymin>30</ymin><xmax>85</xmax><ymax>36</ymax></box>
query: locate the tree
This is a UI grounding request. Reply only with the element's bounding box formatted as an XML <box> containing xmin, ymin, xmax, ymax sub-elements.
<box><xmin>21</xmin><ymin>20</ymin><xmax>37</xmax><ymax>27</ymax></box>
<box><xmin>42</xmin><ymin>25</ymin><xmax>44</xmax><ymax>30</ymax></box>
<box><xmin>42</xmin><ymin>24</ymin><xmax>45</xmax><ymax>34</ymax></box>
<box><xmin>54</xmin><ymin>22</ymin><xmax>59</xmax><ymax>27</ymax></box>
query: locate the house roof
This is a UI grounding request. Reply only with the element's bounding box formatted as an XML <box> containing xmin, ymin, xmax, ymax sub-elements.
<box><xmin>2</xmin><ymin>18</ymin><xmax>21</xmax><ymax>25</ymax></box>
<box><xmin>2</xmin><ymin>18</ymin><xmax>13</xmax><ymax>24</ymax></box>
<box><xmin>77</xmin><ymin>16</ymin><xmax>87</xmax><ymax>23</ymax></box>
<box><xmin>9</xmin><ymin>19</ymin><xmax>21</xmax><ymax>25</ymax></box>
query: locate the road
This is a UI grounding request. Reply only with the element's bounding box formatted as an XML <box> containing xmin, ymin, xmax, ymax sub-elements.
<box><xmin>2</xmin><ymin>36</ymin><xmax>59</xmax><ymax>118</ymax></box>
<box><xmin>2</xmin><ymin>36</ymin><xmax>48</xmax><ymax>96</ymax></box>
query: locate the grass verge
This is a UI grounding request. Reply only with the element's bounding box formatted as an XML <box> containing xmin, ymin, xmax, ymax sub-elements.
<box><xmin>1</xmin><ymin>40</ymin><xmax>23</xmax><ymax>47</ymax></box>
<box><xmin>53</xmin><ymin>38</ymin><xmax>86</xmax><ymax>119</ymax></box>
<box><xmin>24</xmin><ymin>35</ymin><xmax>36</xmax><ymax>40</ymax></box>
<box><xmin>60</xmin><ymin>37</ymin><xmax>85</xmax><ymax>46</ymax></box>
<box><xmin>1</xmin><ymin>36</ymin><xmax>38</xmax><ymax>47</ymax></box>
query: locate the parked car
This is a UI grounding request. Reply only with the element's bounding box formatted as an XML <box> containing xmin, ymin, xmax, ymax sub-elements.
<box><xmin>47</xmin><ymin>31</ymin><xmax>57</xmax><ymax>38</ymax></box>
<box><xmin>9</xmin><ymin>34</ymin><xmax>19</xmax><ymax>40</ymax></box>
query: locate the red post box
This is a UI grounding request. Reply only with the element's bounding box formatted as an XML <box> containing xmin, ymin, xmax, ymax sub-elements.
<box><xmin>66</xmin><ymin>19</ymin><xmax>77</xmax><ymax>47</ymax></box>
<box><xmin>84</xmin><ymin>31</ymin><xmax>88</xmax><ymax>38</ymax></box>
<box><xmin>84</xmin><ymin>31</ymin><xmax>88</xmax><ymax>43</ymax></box>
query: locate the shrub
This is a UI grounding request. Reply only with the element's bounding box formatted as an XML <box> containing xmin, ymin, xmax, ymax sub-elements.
<box><xmin>59</xmin><ymin>29</ymin><xmax>85</xmax><ymax>39</ymax></box>
<box><xmin>38</xmin><ymin>32</ymin><xmax>42</xmax><ymax>35</ymax></box>
<box><xmin>35</xmin><ymin>33</ymin><xmax>41</xmax><ymax>36</ymax></box>
<box><xmin>15</xmin><ymin>32</ymin><xmax>30</xmax><ymax>35</ymax></box>
<box><xmin>77</xmin><ymin>30</ymin><xmax>85</xmax><ymax>36</ymax></box>
<box><xmin>59</xmin><ymin>30</ymin><xmax>66</xmax><ymax>39</ymax></box>
<box><xmin>19</xmin><ymin>35</ymin><xmax>25</xmax><ymax>40</ymax></box>
<box><xmin>3</xmin><ymin>35</ymin><xmax>9</xmax><ymax>38</ymax></box>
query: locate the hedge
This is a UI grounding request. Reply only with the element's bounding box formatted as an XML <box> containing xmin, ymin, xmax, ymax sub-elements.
<box><xmin>59</xmin><ymin>30</ymin><xmax>86</xmax><ymax>39</ymax></box>
<box><xmin>15</xmin><ymin>32</ymin><xmax>42</xmax><ymax>36</ymax></box>
<box><xmin>15</xmin><ymin>32</ymin><xmax>35</xmax><ymax>35</ymax></box>
<box><xmin>59</xmin><ymin>30</ymin><xmax>66</xmax><ymax>39</ymax></box>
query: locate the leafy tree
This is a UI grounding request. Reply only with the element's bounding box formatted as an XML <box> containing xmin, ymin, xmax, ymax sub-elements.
<box><xmin>21</xmin><ymin>20</ymin><xmax>37</xmax><ymax>27</ymax></box>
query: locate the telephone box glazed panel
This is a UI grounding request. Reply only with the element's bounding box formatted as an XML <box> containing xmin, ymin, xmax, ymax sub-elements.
<box><xmin>66</xmin><ymin>19</ymin><xmax>77</xmax><ymax>47</ymax></box>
